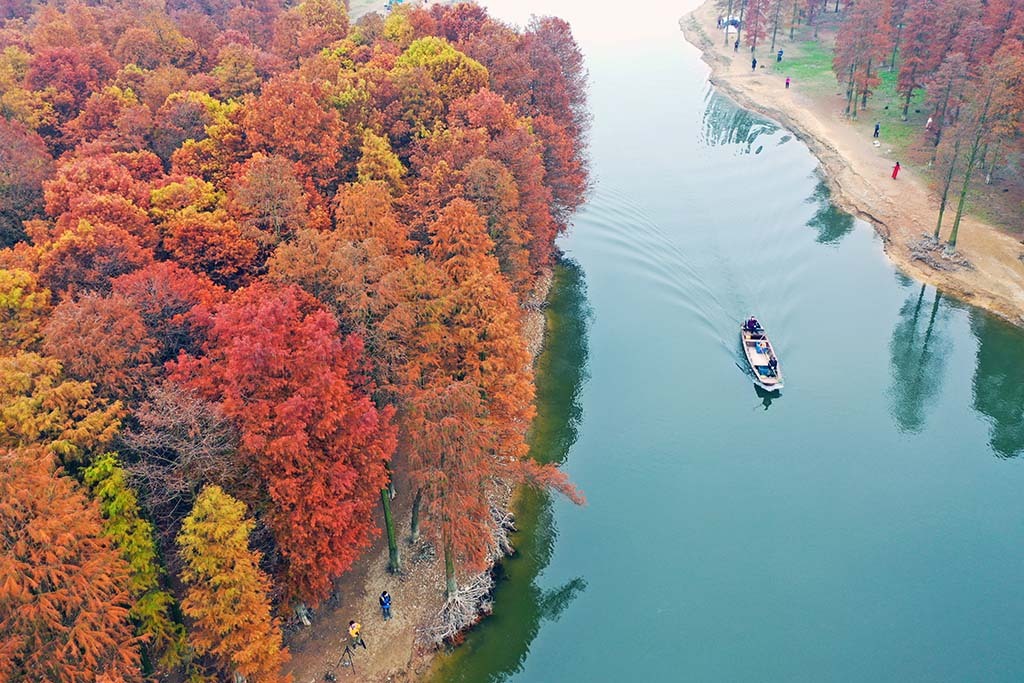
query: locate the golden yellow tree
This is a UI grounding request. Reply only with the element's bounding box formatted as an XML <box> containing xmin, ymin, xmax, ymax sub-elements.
<box><xmin>176</xmin><ymin>485</ymin><xmax>291</xmax><ymax>683</ymax></box>
<box><xmin>0</xmin><ymin>352</ymin><xmax>123</xmax><ymax>463</ymax></box>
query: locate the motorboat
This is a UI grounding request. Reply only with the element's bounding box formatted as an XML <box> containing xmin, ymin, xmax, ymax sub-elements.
<box><xmin>740</xmin><ymin>318</ymin><xmax>783</xmax><ymax>391</ymax></box>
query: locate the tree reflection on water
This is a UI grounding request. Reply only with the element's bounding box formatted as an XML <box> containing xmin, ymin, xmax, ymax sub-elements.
<box><xmin>888</xmin><ymin>284</ymin><xmax>951</xmax><ymax>434</ymax></box>
<box><xmin>969</xmin><ymin>311</ymin><xmax>1024</xmax><ymax>458</ymax></box>
<box><xmin>805</xmin><ymin>179</ymin><xmax>855</xmax><ymax>246</ymax></box>
<box><xmin>701</xmin><ymin>91</ymin><xmax>780</xmax><ymax>154</ymax></box>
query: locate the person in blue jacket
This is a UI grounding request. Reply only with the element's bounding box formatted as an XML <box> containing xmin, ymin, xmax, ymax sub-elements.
<box><xmin>379</xmin><ymin>591</ymin><xmax>392</xmax><ymax>620</ymax></box>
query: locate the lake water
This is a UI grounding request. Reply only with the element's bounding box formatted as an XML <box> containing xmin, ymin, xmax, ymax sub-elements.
<box><xmin>428</xmin><ymin>1</ymin><xmax>1024</xmax><ymax>680</ymax></box>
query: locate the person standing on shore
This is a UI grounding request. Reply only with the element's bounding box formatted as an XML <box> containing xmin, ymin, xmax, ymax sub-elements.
<box><xmin>348</xmin><ymin>620</ymin><xmax>367</xmax><ymax>650</ymax></box>
<box><xmin>891</xmin><ymin>161</ymin><xmax>901</xmax><ymax>179</ymax></box>
<box><xmin>785</xmin><ymin>77</ymin><xmax>790</xmax><ymax>89</ymax></box>
<box><xmin>874</xmin><ymin>122</ymin><xmax>880</xmax><ymax>138</ymax></box>
<box><xmin>751</xmin><ymin>57</ymin><xmax>757</xmax><ymax>71</ymax></box>
<box><xmin>379</xmin><ymin>591</ymin><xmax>392</xmax><ymax>621</ymax></box>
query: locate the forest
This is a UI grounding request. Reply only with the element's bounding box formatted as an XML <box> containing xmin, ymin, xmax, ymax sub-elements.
<box><xmin>0</xmin><ymin>1</ymin><xmax>588</xmax><ymax>681</ymax></box>
<box><xmin>718</xmin><ymin>0</ymin><xmax>1023</xmax><ymax>248</ymax></box>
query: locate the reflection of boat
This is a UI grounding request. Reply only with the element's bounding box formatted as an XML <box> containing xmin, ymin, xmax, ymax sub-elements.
<box><xmin>741</xmin><ymin>318</ymin><xmax>783</xmax><ymax>391</ymax></box>
<box><xmin>754</xmin><ymin>384</ymin><xmax>779</xmax><ymax>410</ymax></box>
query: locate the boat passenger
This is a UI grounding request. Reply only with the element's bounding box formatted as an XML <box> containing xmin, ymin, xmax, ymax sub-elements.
<box><xmin>745</xmin><ymin>316</ymin><xmax>760</xmax><ymax>332</ymax></box>
<box><xmin>769</xmin><ymin>357</ymin><xmax>778</xmax><ymax>372</ymax></box>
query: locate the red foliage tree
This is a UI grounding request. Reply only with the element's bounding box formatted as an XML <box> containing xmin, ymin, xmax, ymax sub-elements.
<box><xmin>111</xmin><ymin>261</ymin><xmax>224</xmax><ymax>364</ymax></box>
<box><xmin>44</xmin><ymin>150</ymin><xmax>161</xmax><ymax>218</ymax></box>
<box><xmin>0</xmin><ymin>118</ymin><xmax>53</xmax><ymax>247</ymax></box>
<box><xmin>26</xmin><ymin>44</ymin><xmax>118</xmax><ymax>129</ymax></box>
<box><xmin>169</xmin><ymin>282</ymin><xmax>396</xmax><ymax>605</ymax></box>
<box><xmin>833</xmin><ymin>0</ymin><xmax>893</xmax><ymax>116</ymax></box>
<box><xmin>744</xmin><ymin>0</ymin><xmax>772</xmax><ymax>49</ymax></box>
<box><xmin>399</xmin><ymin>200</ymin><xmax>580</xmax><ymax>595</ymax></box>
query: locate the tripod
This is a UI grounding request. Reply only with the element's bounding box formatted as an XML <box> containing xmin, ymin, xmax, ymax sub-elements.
<box><xmin>324</xmin><ymin>644</ymin><xmax>355</xmax><ymax>680</ymax></box>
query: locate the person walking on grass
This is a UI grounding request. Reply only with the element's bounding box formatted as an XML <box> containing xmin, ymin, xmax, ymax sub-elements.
<box><xmin>348</xmin><ymin>620</ymin><xmax>367</xmax><ymax>650</ymax></box>
<box><xmin>380</xmin><ymin>591</ymin><xmax>392</xmax><ymax>621</ymax></box>
<box><xmin>873</xmin><ymin>122</ymin><xmax>880</xmax><ymax>138</ymax></box>
<box><xmin>891</xmin><ymin>161</ymin><xmax>901</xmax><ymax>179</ymax></box>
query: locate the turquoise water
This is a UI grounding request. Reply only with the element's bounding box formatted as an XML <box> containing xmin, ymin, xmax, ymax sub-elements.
<box><xmin>430</xmin><ymin>1</ymin><xmax>1024</xmax><ymax>680</ymax></box>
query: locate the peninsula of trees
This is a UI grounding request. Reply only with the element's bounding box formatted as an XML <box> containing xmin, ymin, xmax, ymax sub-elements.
<box><xmin>0</xmin><ymin>1</ymin><xmax>588</xmax><ymax>681</ymax></box>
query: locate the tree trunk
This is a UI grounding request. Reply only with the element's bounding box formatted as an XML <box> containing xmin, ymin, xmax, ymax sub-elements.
<box><xmin>736</xmin><ymin>0</ymin><xmax>746</xmax><ymax>46</ymax></box>
<box><xmin>948</xmin><ymin>97</ymin><xmax>991</xmax><ymax>250</ymax></box>
<box><xmin>834</xmin><ymin>0</ymin><xmax>840</xmax><ymax>12</ymax></box>
<box><xmin>381</xmin><ymin>487</ymin><xmax>400</xmax><ymax>573</ymax></box>
<box><xmin>443</xmin><ymin>541</ymin><xmax>457</xmax><ymax>598</ymax></box>
<box><xmin>790</xmin><ymin>0</ymin><xmax>800</xmax><ymax>40</ymax></box>
<box><xmin>900</xmin><ymin>68</ymin><xmax>916</xmax><ymax>120</ymax></box>
<box><xmin>770</xmin><ymin>0</ymin><xmax>783</xmax><ymax>53</ymax></box>
<box><xmin>724</xmin><ymin>0</ymin><xmax>736</xmax><ymax>46</ymax></box>
<box><xmin>890</xmin><ymin>23</ymin><xmax>902</xmax><ymax>71</ymax></box>
<box><xmin>409</xmin><ymin>487</ymin><xmax>422</xmax><ymax>544</ymax></box>
<box><xmin>860</xmin><ymin>57</ymin><xmax>873</xmax><ymax>108</ymax></box>
<box><xmin>931</xmin><ymin>77</ymin><xmax>957</xmax><ymax>162</ymax></box>
<box><xmin>981</xmin><ymin>142</ymin><xmax>998</xmax><ymax>185</ymax></box>
<box><xmin>844</xmin><ymin>62</ymin><xmax>857</xmax><ymax>115</ymax></box>
<box><xmin>934</xmin><ymin>135</ymin><xmax>962</xmax><ymax>239</ymax></box>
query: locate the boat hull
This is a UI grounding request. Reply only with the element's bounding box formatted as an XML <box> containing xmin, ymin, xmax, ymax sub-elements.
<box><xmin>741</xmin><ymin>327</ymin><xmax>783</xmax><ymax>391</ymax></box>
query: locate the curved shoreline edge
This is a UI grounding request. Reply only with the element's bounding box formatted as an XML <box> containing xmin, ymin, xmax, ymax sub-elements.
<box><xmin>681</xmin><ymin>4</ymin><xmax>1024</xmax><ymax>328</ymax></box>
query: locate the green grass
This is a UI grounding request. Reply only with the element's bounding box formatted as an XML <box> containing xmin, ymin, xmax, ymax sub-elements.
<box><xmin>864</xmin><ymin>68</ymin><xmax>928</xmax><ymax>148</ymax></box>
<box><xmin>769</xmin><ymin>39</ymin><xmax>928</xmax><ymax>158</ymax></box>
<box><xmin>750</xmin><ymin>29</ymin><xmax>1022</xmax><ymax>235</ymax></box>
<box><xmin>773</xmin><ymin>40</ymin><xmax>836</xmax><ymax>92</ymax></box>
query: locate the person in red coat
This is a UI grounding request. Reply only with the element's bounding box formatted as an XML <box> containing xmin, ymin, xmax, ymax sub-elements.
<box><xmin>891</xmin><ymin>161</ymin><xmax>901</xmax><ymax>179</ymax></box>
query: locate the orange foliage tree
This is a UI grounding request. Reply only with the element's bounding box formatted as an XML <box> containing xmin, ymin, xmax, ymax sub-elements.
<box><xmin>42</xmin><ymin>292</ymin><xmax>158</xmax><ymax>400</ymax></box>
<box><xmin>399</xmin><ymin>200</ymin><xmax>581</xmax><ymax>597</ymax></box>
<box><xmin>0</xmin><ymin>447</ymin><xmax>140</xmax><ymax>682</ymax></box>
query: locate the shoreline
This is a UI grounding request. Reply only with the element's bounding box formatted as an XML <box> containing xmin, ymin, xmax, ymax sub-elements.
<box><xmin>285</xmin><ymin>267</ymin><xmax>557</xmax><ymax>682</ymax></box>
<box><xmin>681</xmin><ymin>2</ymin><xmax>1024</xmax><ymax>327</ymax></box>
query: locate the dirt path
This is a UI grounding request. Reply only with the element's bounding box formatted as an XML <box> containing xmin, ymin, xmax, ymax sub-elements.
<box><xmin>682</xmin><ymin>1</ymin><xmax>1024</xmax><ymax>327</ymax></box>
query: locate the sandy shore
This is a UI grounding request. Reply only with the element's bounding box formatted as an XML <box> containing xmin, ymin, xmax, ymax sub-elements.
<box><xmin>682</xmin><ymin>1</ymin><xmax>1024</xmax><ymax>327</ymax></box>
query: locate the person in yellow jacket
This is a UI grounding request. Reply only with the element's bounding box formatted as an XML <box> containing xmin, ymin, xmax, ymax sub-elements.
<box><xmin>348</xmin><ymin>620</ymin><xmax>367</xmax><ymax>650</ymax></box>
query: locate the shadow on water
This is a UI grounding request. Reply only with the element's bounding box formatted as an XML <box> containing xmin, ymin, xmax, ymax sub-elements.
<box><xmin>970</xmin><ymin>311</ymin><xmax>1024</xmax><ymax>458</ymax></box>
<box><xmin>754</xmin><ymin>385</ymin><xmax>781</xmax><ymax>411</ymax></box>
<box><xmin>887</xmin><ymin>284</ymin><xmax>951</xmax><ymax>433</ymax></box>
<box><xmin>805</xmin><ymin>178</ymin><xmax>855</xmax><ymax>246</ymax></box>
<box><xmin>427</xmin><ymin>259</ymin><xmax>592</xmax><ymax>682</ymax></box>
<box><xmin>701</xmin><ymin>90</ymin><xmax>780</xmax><ymax>153</ymax></box>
